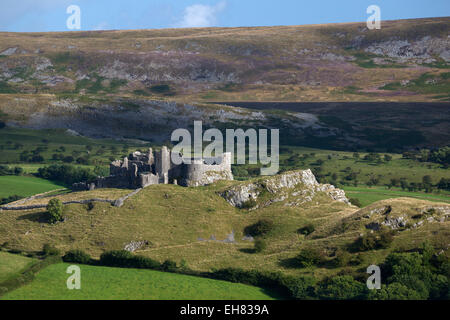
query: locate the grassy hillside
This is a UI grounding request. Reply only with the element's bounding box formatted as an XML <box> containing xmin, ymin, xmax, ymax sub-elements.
<box><xmin>0</xmin><ymin>252</ymin><xmax>35</xmax><ymax>283</ymax></box>
<box><xmin>1</xmin><ymin>263</ymin><xmax>276</xmax><ymax>300</ymax></box>
<box><xmin>0</xmin><ymin>17</ymin><xmax>448</xmax><ymax>102</ymax></box>
<box><xmin>0</xmin><ymin>180</ymin><xmax>448</xmax><ymax>281</ymax></box>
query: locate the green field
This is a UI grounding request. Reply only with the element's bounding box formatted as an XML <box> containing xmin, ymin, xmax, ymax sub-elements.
<box><xmin>277</xmin><ymin>146</ymin><xmax>450</xmax><ymax>186</ymax></box>
<box><xmin>0</xmin><ymin>175</ymin><xmax>64</xmax><ymax>198</ymax></box>
<box><xmin>0</xmin><ymin>252</ymin><xmax>35</xmax><ymax>283</ymax></box>
<box><xmin>3</xmin><ymin>163</ymin><xmax>96</xmax><ymax>174</ymax></box>
<box><xmin>1</xmin><ymin>263</ymin><xmax>277</xmax><ymax>300</ymax></box>
<box><xmin>343</xmin><ymin>186</ymin><xmax>450</xmax><ymax>207</ymax></box>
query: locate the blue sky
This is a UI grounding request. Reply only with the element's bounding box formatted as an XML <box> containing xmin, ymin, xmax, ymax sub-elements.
<box><xmin>1</xmin><ymin>0</ymin><xmax>449</xmax><ymax>32</ymax></box>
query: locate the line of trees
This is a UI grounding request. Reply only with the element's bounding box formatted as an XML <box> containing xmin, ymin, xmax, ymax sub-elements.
<box><xmin>403</xmin><ymin>146</ymin><xmax>450</xmax><ymax>167</ymax></box>
<box><xmin>388</xmin><ymin>176</ymin><xmax>450</xmax><ymax>192</ymax></box>
<box><xmin>36</xmin><ymin>164</ymin><xmax>96</xmax><ymax>186</ymax></box>
<box><xmin>0</xmin><ymin>165</ymin><xmax>23</xmax><ymax>176</ymax></box>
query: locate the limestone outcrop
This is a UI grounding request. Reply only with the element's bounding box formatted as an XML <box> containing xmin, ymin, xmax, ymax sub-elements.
<box><xmin>220</xmin><ymin>169</ymin><xmax>350</xmax><ymax>209</ymax></box>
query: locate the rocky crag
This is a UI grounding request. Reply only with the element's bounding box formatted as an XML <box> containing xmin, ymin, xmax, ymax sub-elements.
<box><xmin>220</xmin><ymin>169</ymin><xmax>350</xmax><ymax>209</ymax></box>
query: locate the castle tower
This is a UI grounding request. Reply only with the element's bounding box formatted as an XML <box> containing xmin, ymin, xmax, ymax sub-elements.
<box><xmin>156</xmin><ymin>146</ymin><xmax>171</xmax><ymax>184</ymax></box>
<box><xmin>122</xmin><ymin>157</ymin><xmax>129</xmax><ymax>169</ymax></box>
<box><xmin>148</xmin><ymin>148</ymin><xmax>154</xmax><ymax>166</ymax></box>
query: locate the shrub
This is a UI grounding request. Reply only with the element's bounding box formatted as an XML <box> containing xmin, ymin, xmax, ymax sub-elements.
<box><xmin>63</xmin><ymin>250</ymin><xmax>92</xmax><ymax>264</ymax></box>
<box><xmin>244</xmin><ymin>219</ymin><xmax>275</xmax><ymax>237</ymax></box>
<box><xmin>283</xmin><ymin>276</ymin><xmax>316</xmax><ymax>299</ymax></box>
<box><xmin>254</xmin><ymin>238</ymin><xmax>267</xmax><ymax>253</ymax></box>
<box><xmin>377</xmin><ymin>230</ymin><xmax>394</xmax><ymax>249</ymax></box>
<box><xmin>294</xmin><ymin>248</ymin><xmax>324</xmax><ymax>268</ymax></box>
<box><xmin>132</xmin><ymin>255</ymin><xmax>161</xmax><ymax>269</ymax></box>
<box><xmin>0</xmin><ymin>165</ymin><xmax>14</xmax><ymax>176</ymax></box>
<box><xmin>46</xmin><ymin>199</ymin><xmax>64</xmax><ymax>223</ymax></box>
<box><xmin>352</xmin><ymin>230</ymin><xmax>394</xmax><ymax>251</ymax></box>
<box><xmin>161</xmin><ymin>260</ymin><xmax>178</xmax><ymax>272</ymax></box>
<box><xmin>210</xmin><ymin>268</ymin><xmax>286</xmax><ymax>291</ymax></box>
<box><xmin>42</xmin><ymin>243</ymin><xmax>60</xmax><ymax>256</ymax></box>
<box><xmin>99</xmin><ymin>250</ymin><xmax>134</xmax><ymax>267</ymax></box>
<box><xmin>333</xmin><ymin>249</ymin><xmax>352</xmax><ymax>268</ymax></box>
<box><xmin>63</xmin><ymin>156</ymin><xmax>74</xmax><ymax>163</ymax></box>
<box><xmin>37</xmin><ymin>164</ymin><xmax>96</xmax><ymax>186</ymax></box>
<box><xmin>76</xmin><ymin>157</ymin><xmax>89</xmax><ymax>165</ymax></box>
<box><xmin>349</xmin><ymin>198</ymin><xmax>362</xmax><ymax>208</ymax></box>
<box><xmin>368</xmin><ymin>282</ymin><xmax>423</xmax><ymax>300</ymax></box>
<box><xmin>86</xmin><ymin>202</ymin><xmax>95</xmax><ymax>211</ymax></box>
<box><xmin>0</xmin><ymin>195</ymin><xmax>22</xmax><ymax>205</ymax></box>
<box><xmin>240</xmin><ymin>199</ymin><xmax>257</xmax><ymax>209</ymax></box>
<box><xmin>150</xmin><ymin>84</ymin><xmax>174</xmax><ymax>96</ymax></box>
<box><xmin>317</xmin><ymin>275</ymin><xmax>367</xmax><ymax>300</ymax></box>
<box><xmin>31</xmin><ymin>154</ymin><xmax>44</xmax><ymax>163</ymax></box>
<box><xmin>350</xmin><ymin>254</ymin><xmax>364</xmax><ymax>266</ymax></box>
<box><xmin>297</xmin><ymin>224</ymin><xmax>315</xmax><ymax>236</ymax></box>
<box><xmin>128</xmin><ymin>256</ymin><xmax>161</xmax><ymax>270</ymax></box>
<box><xmin>231</xmin><ymin>166</ymin><xmax>249</xmax><ymax>177</ymax></box>
<box><xmin>99</xmin><ymin>250</ymin><xmax>161</xmax><ymax>270</ymax></box>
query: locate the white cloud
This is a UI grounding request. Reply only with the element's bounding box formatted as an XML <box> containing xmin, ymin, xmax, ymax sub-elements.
<box><xmin>175</xmin><ymin>1</ymin><xmax>226</xmax><ymax>28</ymax></box>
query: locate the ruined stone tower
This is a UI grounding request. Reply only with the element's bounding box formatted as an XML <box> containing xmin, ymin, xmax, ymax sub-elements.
<box><xmin>73</xmin><ymin>146</ymin><xmax>234</xmax><ymax>191</ymax></box>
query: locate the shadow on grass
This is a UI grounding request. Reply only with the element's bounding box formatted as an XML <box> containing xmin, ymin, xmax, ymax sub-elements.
<box><xmin>278</xmin><ymin>257</ymin><xmax>299</xmax><ymax>269</ymax></box>
<box><xmin>238</xmin><ymin>248</ymin><xmax>256</xmax><ymax>254</ymax></box>
<box><xmin>16</xmin><ymin>211</ymin><xmax>48</xmax><ymax>223</ymax></box>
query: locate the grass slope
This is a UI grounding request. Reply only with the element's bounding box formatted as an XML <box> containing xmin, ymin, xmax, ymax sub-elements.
<box><xmin>1</xmin><ymin>263</ymin><xmax>276</xmax><ymax>300</ymax></box>
<box><xmin>0</xmin><ymin>176</ymin><xmax>64</xmax><ymax>198</ymax></box>
<box><xmin>0</xmin><ymin>252</ymin><xmax>35</xmax><ymax>283</ymax></box>
<box><xmin>0</xmin><ymin>17</ymin><xmax>448</xmax><ymax>102</ymax></box>
<box><xmin>0</xmin><ymin>180</ymin><xmax>448</xmax><ymax>282</ymax></box>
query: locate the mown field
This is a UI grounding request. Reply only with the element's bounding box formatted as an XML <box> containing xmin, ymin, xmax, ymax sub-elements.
<box><xmin>1</xmin><ymin>262</ymin><xmax>277</xmax><ymax>300</ymax></box>
<box><xmin>0</xmin><ymin>176</ymin><xmax>64</xmax><ymax>198</ymax></box>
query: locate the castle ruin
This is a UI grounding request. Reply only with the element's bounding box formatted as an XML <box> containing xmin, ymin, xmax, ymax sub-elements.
<box><xmin>74</xmin><ymin>146</ymin><xmax>233</xmax><ymax>190</ymax></box>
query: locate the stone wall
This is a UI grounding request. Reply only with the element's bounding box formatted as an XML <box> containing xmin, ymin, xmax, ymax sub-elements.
<box><xmin>72</xmin><ymin>147</ymin><xmax>234</xmax><ymax>190</ymax></box>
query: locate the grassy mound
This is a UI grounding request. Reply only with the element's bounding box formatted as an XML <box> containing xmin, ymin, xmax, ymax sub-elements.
<box><xmin>1</xmin><ymin>178</ymin><xmax>448</xmax><ymax>283</ymax></box>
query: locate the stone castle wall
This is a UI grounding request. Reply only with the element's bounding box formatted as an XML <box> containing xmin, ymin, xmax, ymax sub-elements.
<box><xmin>179</xmin><ymin>153</ymin><xmax>233</xmax><ymax>187</ymax></box>
<box><xmin>74</xmin><ymin>147</ymin><xmax>233</xmax><ymax>190</ymax></box>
